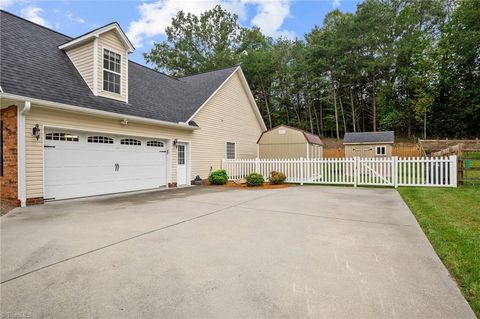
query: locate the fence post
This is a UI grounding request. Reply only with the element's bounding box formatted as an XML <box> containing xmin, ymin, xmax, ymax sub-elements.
<box><xmin>393</xmin><ymin>156</ymin><xmax>398</xmax><ymax>188</ymax></box>
<box><xmin>354</xmin><ymin>157</ymin><xmax>358</xmax><ymax>187</ymax></box>
<box><xmin>450</xmin><ymin>155</ymin><xmax>457</xmax><ymax>187</ymax></box>
<box><xmin>300</xmin><ymin>157</ymin><xmax>304</xmax><ymax>185</ymax></box>
<box><xmin>255</xmin><ymin>157</ymin><xmax>260</xmax><ymax>173</ymax></box>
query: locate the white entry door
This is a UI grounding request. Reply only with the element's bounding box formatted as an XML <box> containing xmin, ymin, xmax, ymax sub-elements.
<box><xmin>44</xmin><ymin>130</ymin><xmax>167</xmax><ymax>200</ymax></box>
<box><xmin>176</xmin><ymin>143</ymin><xmax>188</xmax><ymax>186</ymax></box>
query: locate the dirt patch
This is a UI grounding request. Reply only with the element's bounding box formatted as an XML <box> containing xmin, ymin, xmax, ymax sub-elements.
<box><xmin>223</xmin><ymin>181</ymin><xmax>290</xmax><ymax>189</ymax></box>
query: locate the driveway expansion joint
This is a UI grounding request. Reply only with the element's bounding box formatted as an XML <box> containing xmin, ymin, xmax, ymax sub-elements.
<box><xmin>237</xmin><ymin>205</ymin><xmax>414</xmax><ymax>227</ymax></box>
<box><xmin>0</xmin><ymin>190</ymin><xmax>281</xmax><ymax>285</ymax></box>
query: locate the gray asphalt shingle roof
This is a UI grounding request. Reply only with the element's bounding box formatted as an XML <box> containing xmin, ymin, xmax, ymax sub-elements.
<box><xmin>0</xmin><ymin>10</ymin><xmax>237</xmax><ymax>124</ymax></box>
<box><xmin>343</xmin><ymin>131</ymin><xmax>395</xmax><ymax>144</ymax></box>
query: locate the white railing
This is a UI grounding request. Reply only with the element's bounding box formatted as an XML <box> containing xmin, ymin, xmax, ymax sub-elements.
<box><xmin>221</xmin><ymin>156</ymin><xmax>457</xmax><ymax>188</ymax></box>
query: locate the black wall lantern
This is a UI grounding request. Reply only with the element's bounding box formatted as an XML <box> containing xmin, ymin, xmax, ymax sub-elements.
<box><xmin>173</xmin><ymin>139</ymin><xmax>178</xmax><ymax>148</ymax></box>
<box><xmin>32</xmin><ymin>124</ymin><xmax>41</xmax><ymax>140</ymax></box>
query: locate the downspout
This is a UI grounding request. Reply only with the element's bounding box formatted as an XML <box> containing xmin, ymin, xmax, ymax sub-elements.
<box><xmin>17</xmin><ymin>101</ymin><xmax>31</xmax><ymax>207</ymax></box>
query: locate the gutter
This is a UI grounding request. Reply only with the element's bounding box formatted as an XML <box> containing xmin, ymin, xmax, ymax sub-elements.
<box><xmin>343</xmin><ymin>142</ymin><xmax>394</xmax><ymax>145</ymax></box>
<box><xmin>0</xmin><ymin>93</ymin><xmax>198</xmax><ymax>130</ymax></box>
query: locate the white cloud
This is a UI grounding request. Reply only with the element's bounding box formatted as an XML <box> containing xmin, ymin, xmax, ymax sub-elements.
<box><xmin>65</xmin><ymin>11</ymin><xmax>86</xmax><ymax>24</ymax></box>
<box><xmin>20</xmin><ymin>6</ymin><xmax>52</xmax><ymax>28</ymax></box>
<box><xmin>249</xmin><ymin>0</ymin><xmax>294</xmax><ymax>39</ymax></box>
<box><xmin>0</xmin><ymin>0</ymin><xmax>17</xmax><ymax>9</ymax></box>
<box><xmin>127</xmin><ymin>0</ymin><xmax>294</xmax><ymax>48</ymax></box>
<box><xmin>332</xmin><ymin>0</ymin><xmax>341</xmax><ymax>8</ymax></box>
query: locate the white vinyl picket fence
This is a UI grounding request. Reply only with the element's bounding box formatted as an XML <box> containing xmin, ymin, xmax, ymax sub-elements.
<box><xmin>221</xmin><ymin>156</ymin><xmax>457</xmax><ymax>188</ymax></box>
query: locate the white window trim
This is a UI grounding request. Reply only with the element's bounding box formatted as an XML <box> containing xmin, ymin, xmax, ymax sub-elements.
<box><xmin>226</xmin><ymin>142</ymin><xmax>236</xmax><ymax>159</ymax></box>
<box><xmin>375</xmin><ymin>146</ymin><xmax>387</xmax><ymax>156</ymax></box>
<box><xmin>102</xmin><ymin>47</ymin><xmax>122</xmax><ymax>95</ymax></box>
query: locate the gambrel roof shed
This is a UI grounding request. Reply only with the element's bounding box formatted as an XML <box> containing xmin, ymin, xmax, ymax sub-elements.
<box><xmin>257</xmin><ymin>125</ymin><xmax>323</xmax><ymax>159</ymax></box>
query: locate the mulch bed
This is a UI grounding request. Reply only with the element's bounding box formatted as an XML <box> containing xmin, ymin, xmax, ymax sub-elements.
<box><xmin>223</xmin><ymin>181</ymin><xmax>290</xmax><ymax>189</ymax></box>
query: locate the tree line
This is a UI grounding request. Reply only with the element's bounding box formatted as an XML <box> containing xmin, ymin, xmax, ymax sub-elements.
<box><xmin>144</xmin><ymin>0</ymin><xmax>479</xmax><ymax>139</ymax></box>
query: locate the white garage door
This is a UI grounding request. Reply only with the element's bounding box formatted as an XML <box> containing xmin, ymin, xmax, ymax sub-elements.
<box><xmin>44</xmin><ymin>130</ymin><xmax>167</xmax><ymax>200</ymax></box>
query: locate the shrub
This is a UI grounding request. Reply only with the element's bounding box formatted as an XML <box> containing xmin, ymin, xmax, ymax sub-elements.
<box><xmin>246</xmin><ymin>172</ymin><xmax>264</xmax><ymax>187</ymax></box>
<box><xmin>269</xmin><ymin>171</ymin><xmax>287</xmax><ymax>184</ymax></box>
<box><xmin>208</xmin><ymin>169</ymin><xmax>228</xmax><ymax>185</ymax></box>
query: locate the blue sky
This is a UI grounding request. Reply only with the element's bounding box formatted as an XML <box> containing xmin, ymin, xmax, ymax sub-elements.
<box><xmin>2</xmin><ymin>0</ymin><xmax>362</xmax><ymax>66</ymax></box>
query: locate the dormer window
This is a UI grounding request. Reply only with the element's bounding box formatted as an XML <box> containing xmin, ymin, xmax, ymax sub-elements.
<box><xmin>103</xmin><ymin>49</ymin><xmax>121</xmax><ymax>94</ymax></box>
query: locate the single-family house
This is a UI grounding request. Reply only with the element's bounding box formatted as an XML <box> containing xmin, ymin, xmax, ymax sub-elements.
<box><xmin>343</xmin><ymin>131</ymin><xmax>395</xmax><ymax>158</ymax></box>
<box><xmin>0</xmin><ymin>11</ymin><xmax>266</xmax><ymax>206</ymax></box>
<box><xmin>257</xmin><ymin>125</ymin><xmax>323</xmax><ymax>159</ymax></box>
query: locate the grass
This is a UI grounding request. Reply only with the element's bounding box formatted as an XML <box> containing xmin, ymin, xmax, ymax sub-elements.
<box><xmin>463</xmin><ymin>151</ymin><xmax>480</xmax><ymax>186</ymax></box>
<box><xmin>398</xmin><ymin>186</ymin><xmax>480</xmax><ymax>316</ymax></box>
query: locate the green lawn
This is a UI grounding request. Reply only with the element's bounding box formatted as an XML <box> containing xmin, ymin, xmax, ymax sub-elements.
<box><xmin>398</xmin><ymin>186</ymin><xmax>480</xmax><ymax>316</ymax></box>
<box><xmin>463</xmin><ymin>152</ymin><xmax>480</xmax><ymax>186</ymax></box>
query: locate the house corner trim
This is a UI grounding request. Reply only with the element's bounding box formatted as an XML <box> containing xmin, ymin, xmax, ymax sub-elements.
<box><xmin>17</xmin><ymin>101</ymin><xmax>30</xmax><ymax>207</ymax></box>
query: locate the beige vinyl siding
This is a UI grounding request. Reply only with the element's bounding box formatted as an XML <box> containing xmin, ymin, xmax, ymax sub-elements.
<box><xmin>97</xmin><ymin>30</ymin><xmax>128</xmax><ymax>102</ymax></box>
<box><xmin>345</xmin><ymin>144</ymin><xmax>393</xmax><ymax>158</ymax></box>
<box><xmin>23</xmin><ymin>69</ymin><xmax>265</xmax><ymax>199</ymax></box>
<box><xmin>65</xmin><ymin>41</ymin><xmax>94</xmax><ymax>91</ymax></box>
<box><xmin>189</xmin><ymin>72</ymin><xmax>264</xmax><ymax>178</ymax></box>
<box><xmin>25</xmin><ymin>106</ymin><xmax>193</xmax><ymax>198</ymax></box>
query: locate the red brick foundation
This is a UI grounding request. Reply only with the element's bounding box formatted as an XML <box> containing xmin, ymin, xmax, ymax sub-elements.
<box><xmin>1</xmin><ymin>106</ymin><xmax>19</xmax><ymax>206</ymax></box>
<box><xmin>191</xmin><ymin>179</ymin><xmax>209</xmax><ymax>185</ymax></box>
<box><xmin>26</xmin><ymin>197</ymin><xmax>44</xmax><ymax>205</ymax></box>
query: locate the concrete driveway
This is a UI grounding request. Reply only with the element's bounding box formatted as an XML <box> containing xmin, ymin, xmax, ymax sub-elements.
<box><xmin>1</xmin><ymin>186</ymin><xmax>475</xmax><ymax>319</ymax></box>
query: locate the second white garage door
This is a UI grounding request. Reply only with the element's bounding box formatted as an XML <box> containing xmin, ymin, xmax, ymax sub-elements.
<box><xmin>44</xmin><ymin>130</ymin><xmax>168</xmax><ymax>200</ymax></box>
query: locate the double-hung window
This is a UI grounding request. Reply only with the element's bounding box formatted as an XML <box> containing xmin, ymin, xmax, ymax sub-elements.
<box><xmin>103</xmin><ymin>49</ymin><xmax>121</xmax><ymax>94</ymax></box>
<box><xmin>376</xmin><ymin>146</ymin><xmax>386</xmax><ymax>156</ymax></box>
<box><xmin>226</xmin><ymin>142</ymin><xmax>236</xmax><ymax>159</ymax></box>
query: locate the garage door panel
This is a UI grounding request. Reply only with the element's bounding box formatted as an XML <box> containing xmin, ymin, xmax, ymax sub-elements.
<box><xmin>44</xmin><ymin>130</ymin><xmax>167</xmax><ymax>200</ymax></box>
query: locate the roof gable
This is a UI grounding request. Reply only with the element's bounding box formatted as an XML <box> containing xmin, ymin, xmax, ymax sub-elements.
<box><xmin>185</xmin><ymin>67</ymin><xmax>267</xmax><ymax>131</ymax></box>
<box><xmin>59</xmin><ymin>22</ymin><xmax>134</xmax><ymax>53</ymax></box>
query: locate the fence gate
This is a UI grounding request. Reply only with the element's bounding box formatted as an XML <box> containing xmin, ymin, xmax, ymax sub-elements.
<box><xmin>357</xmin><ymin>157</ymin><xmax>395</xmax><ymax>186</ymax></box>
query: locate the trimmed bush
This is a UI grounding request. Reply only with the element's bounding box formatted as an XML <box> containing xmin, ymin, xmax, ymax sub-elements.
<box><xmin>269</xmin><ymin>171</ymin><xmax>287</xmax><ymax>184</ymax></box>
<box><xmin>208</xmin><ymin>169</ymin><xmax>228</xmax><ymax>185</ymax></box>
<box><xmin>246</xmin><ymin>172</ymin><xmax>264</xmax><ymax>187</ymax></box>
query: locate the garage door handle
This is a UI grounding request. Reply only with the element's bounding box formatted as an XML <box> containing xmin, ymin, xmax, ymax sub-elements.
<box><xmin>44</xmin><ymin>145</ymin><xmax>55</xmax><ymax>148</ymax></box>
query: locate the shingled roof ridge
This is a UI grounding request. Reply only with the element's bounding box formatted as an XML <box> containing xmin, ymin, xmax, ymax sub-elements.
<box><xmin>179</xmin><ymin>65</ymin><xmax>239</xmax><ymax>79</ymax></box>
<box><xmin>128</xmin><ymin>60</ymin><xmax>181</xmax><ymax>81</ymax></box>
